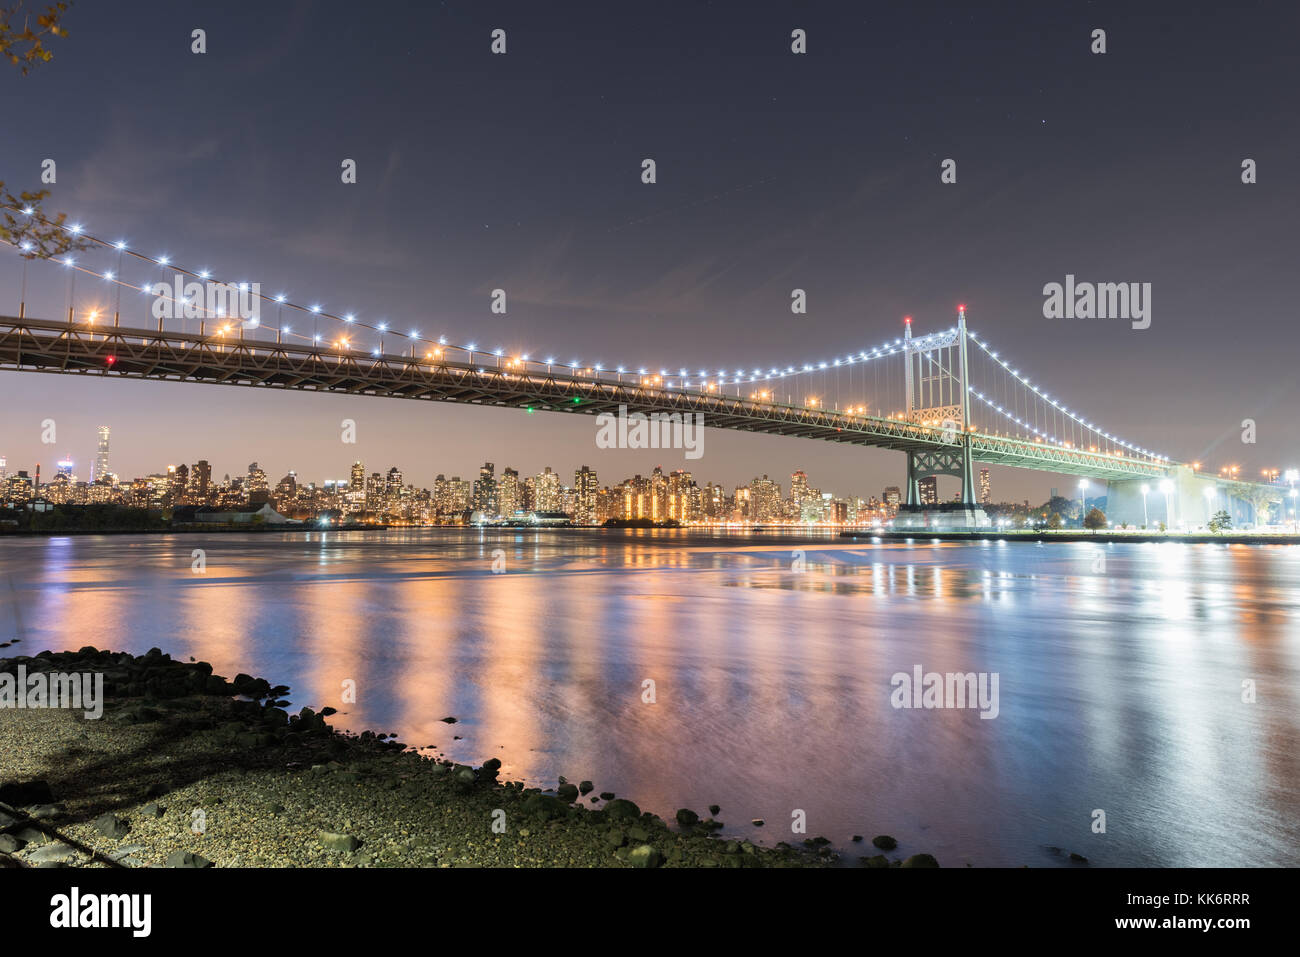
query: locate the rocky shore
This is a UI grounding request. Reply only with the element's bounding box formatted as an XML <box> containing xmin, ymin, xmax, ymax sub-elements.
<box><xmin>0</xmin><ymin>647</ymin><xmax>939</xmax><ymax>869</ymax></box>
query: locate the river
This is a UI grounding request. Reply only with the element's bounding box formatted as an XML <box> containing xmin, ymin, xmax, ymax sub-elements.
<box><xmin>3</xmin><ymin>529</ymin><xmax>1298</xmax><ymax>866</ymax></box>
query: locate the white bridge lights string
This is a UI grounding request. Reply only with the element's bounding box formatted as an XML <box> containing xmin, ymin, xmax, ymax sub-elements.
<box><xmin>3</xmin><ymin>207</ymin><xmax>1167</xmax><ymax>464</ymax></box>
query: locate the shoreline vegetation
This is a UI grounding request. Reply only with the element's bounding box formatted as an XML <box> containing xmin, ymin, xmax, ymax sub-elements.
<box><xmin>0</xmin><ymin>648</ymin><xmax>941</xmax><ymax>869</ymax></box>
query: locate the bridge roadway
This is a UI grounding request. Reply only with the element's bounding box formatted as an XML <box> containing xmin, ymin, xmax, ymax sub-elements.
<box><xmin>0</xmin><ymin>316</ymin><xmax>1174</xmax><ymax>481</ymax></box>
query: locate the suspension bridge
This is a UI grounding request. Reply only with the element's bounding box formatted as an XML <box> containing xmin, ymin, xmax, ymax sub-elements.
<box><xmin>0</xmin><ymin>210</ymin><xmax>1287</xmax><ymax>529</ymax></box>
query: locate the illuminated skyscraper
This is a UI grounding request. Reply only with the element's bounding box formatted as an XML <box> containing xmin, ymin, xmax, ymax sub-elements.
<box><xmin>473</xmin><ymin>462</ymin><xmax>497</xmax><ymax>515</ymax></box>
<box><xmin>919</xmin><ymin>476</ymin><xmax>939</xmax><ymax>506</ymax></box>
<box><xmin>574</xmin><ymin>466</ymin><xmax>598</xmax><ymax>524</ymax></box>
<box><xmin>93</xmin><ymin>426</ymin><xmax>111</xmax><ymax>483</ymax></box>
<box><xmin>498</xmin><ymin>467</ymin><xmax>522</xmax><ymax>517</ymax></box>
<box><xmin>979</xmin><ymin>468</ymin><xmax>991</xmax><ymax>505</ymax></box>
<box><xmin>534</xmin><ymin>466</ymin><xmax>562</xmax><ymax>512</ymax></box>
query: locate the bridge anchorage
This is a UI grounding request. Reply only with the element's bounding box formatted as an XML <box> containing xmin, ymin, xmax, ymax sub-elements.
<box><xmin>895</xmin><ymin>308</ymin><xmax>991</xmax><ymax>530</ymax></box>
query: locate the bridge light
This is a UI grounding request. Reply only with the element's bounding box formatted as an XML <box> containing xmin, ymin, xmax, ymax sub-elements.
<box><xmin>105</xmin><ymin>355</ymin><xmax>116</xmax><ymax>366</ymax></box>
<box><xmin>199</xmin><ymin>270</ymin><xmax>210</xmax><ymax>279</ymax></box>
<box><xmin>103</xmin><ymin>271</ymin><xmax>114</xmax><ymax>280</ymax></box>
<box><xmin>310</xmin><ymin>305</ymin><xmax>321</xmax><ymax>314</ymax></box>
<box><xmin>158</xmin><ymin>256</ymin><xmax>169</xmax><ymax>265</ymax></box>
<box><xmin>275</xmin><ymin>294</ymin><xmax>286</xmax><ymax>303</ymax></box>
<box><xmin>22</xmin><ymin>206</ymin><xmax>34</xmax><ymax>215</ymax></box>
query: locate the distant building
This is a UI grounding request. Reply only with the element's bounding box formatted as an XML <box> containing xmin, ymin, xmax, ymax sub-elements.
<box><xmin>883</xmin><ymin>486</ymin><xmax>901</xmax><ymax>516</ymax></box>
<box><xmin>979</xmin><ymin>468</ymin><xmax>991</xmax><ymax>504</ymax></box>
<box><xmin>574</xmin><ymin>466</ymin><xmax>599</xmax><ymax>524</ymax></box>
<box><xmin>919</xmin><ymin>476</ymin><xmax>939</xmax><ymax>506</ymax></box>
<box><xmin>93</xmin><ymin>426</ymin><xmax>111</xmax><ymax>483</ymax></box>
<box><xmin>472</xmin><ymin>462</ymin><xmax>497</xmax><ymax>515</ymax></box>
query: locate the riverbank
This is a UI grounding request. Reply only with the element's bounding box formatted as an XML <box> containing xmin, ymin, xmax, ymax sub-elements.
<box><xmin>0</xmin><ymin>648</ymin><xmax>938</xmax><ymax>869</ymax></box>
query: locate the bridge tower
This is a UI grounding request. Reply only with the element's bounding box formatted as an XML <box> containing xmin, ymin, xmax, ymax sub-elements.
<box><xmin>897</xmin><ymin>307</ymin><xmax>989</xmax><ymax>529</ymax></box>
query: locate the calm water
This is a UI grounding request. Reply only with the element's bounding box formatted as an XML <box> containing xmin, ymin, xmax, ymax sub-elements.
<box><xmin>4</xmin><ymin>529</ymin><xmax>1299</xmax><ymax>867</ymax></box>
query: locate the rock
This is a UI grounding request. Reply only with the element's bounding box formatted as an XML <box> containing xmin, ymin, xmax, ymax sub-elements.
<box><xmin>598</xmin><ymin>792</ymin><xmax>616</xmax><ymax>801</ymax></box>
<box><xmin>556</xmin><ymin>783</ymin><xmax>579</xmax><ymax>803</ymax></box>
<box><xmin>453</xmin><ymin>768</ymin><xmax>477</xmax><ymax>790</ymax></box>
<box><xmin>0</xmin><ymin>780</ymin><xmax>53</xmax><ymax>806</ymax></box>
<box><xmin>627</xmin><ymin>825</ymin><xmax>650</xmax><ymax>842</ymax></box>
<box><xmin>139</xmin><ymin>803</ymin><xmax>164</xmax><ymax>819</ymax></box>
<box><xmin>93</xmin><ymin>813</ymin><xmax>130</xmax><ymax>839</ymax></box>
<box><xmin>0</xmin><ymin>809</ymin><xmax>23</xmax><ymax>828</ymax></box>
<box><xmin>26</xmin><ymin>842</ymin><xmax>80</xmax><ymax>865</ymax></box>
<box><xmin>165</xmin><ymin>850</ymin><xmax>213</xmax><ymax>868</ymax></box>
<box><xmin>1069</xmin><ymin>852</ymin><xmax>1088</xmax><ymax>863</ymax></box>
<box><xmin>675</xmin><ymin>808</ymin><xmax>700</xmax><ymax>828</ymax></box>
<box><xmin>0</xmin><ymin>834</ymin><xmax>25</xmax><ymax>853</ymax></box>
<box><xmin>852</xmin><ymin>834</ymin><xmax>864</xmax><ymax>842</ymax></box>
<box><xmin>627</xmin><ymin>844</ymin><xmax>662</xmax><ymax>869</ymax></box>
<box><xmin>28</xmin><ymin>804</ymin><xmax>61</xmax><ymax>821</ymax></box>
<box><xmin>440</xmin><ymin>716</ymin><xmax>458</xmax><ymax>724</ymax></box>
<box><xmin>708</xmin><ymin>804</ymin><xmax>720</xmax><ymax>815</ymax></box>
<box><xmin>481</xmin><ymin>758</ymin><xmax>502</xmax><ymax>772</ymax></box>
<box><xmin>578</xmin><ymin>781</ymin><xmax>594</xmax><ymax>795</ymax></box>
<box><xmin>108</xmin><ymin>844</ymin><xmax>147</xmax><ymax>862</ymax></box>
<box><xmin>860</xmin><ymin>854</ymin><xmax>890</xmax><ymax>868</ymax></box>
<box><xmin>603</xmin><ymin>798</ymin><xmax>641</xmax><ymax>820</ymax></box>
<box><xmin>901</xmin><ymin>853</ymin><xmax>939</xmax><ymax>868</ymax></box>
<box><xmin>13</xmin><ymin>826</ymin><xmax>49</xmax><ymax>846</ymax></box>
<box><xmin>522</xmin><ymin>794</ymin><xmax>568</xmax><ymax>822</ymax></box>
<box><xmin>751</xmin><ymin>818</ymin><xmax>765</xmax><ymax>827</ymax></box>
<box><xmin>872</xmin><ymin>835</ymin><xmax>898</xmax><ymax>850</ymax></box>
<box><xmin>319</xmin><ymin>832</ymin><xmax>361</xmax><ymax>853</ymax></box>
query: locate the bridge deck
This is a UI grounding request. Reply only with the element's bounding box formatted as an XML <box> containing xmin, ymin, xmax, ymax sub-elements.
<box><xmin>0</xmin><ymin>317</ymin><xmax>1172</xmax><ymax>480</ymax></box>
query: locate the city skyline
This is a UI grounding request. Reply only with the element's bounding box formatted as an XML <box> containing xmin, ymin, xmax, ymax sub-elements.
<box><xmin>1</xmin><ymin>2</ymin><xmax>1297</xmax><ymax>502</ymax></box>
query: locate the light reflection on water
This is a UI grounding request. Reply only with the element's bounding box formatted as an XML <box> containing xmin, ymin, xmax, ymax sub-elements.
<box><xmin>5</xmin><ymin>529</ymin><xmax>1299</xmax><ymax>866</ymax></box>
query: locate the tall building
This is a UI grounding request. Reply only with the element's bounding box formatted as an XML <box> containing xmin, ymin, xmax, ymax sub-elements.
<box><xmin>919</xmin><ymin>476</ymin><xmax>939</xmax><ymax>506</ymax></box>
<box><xmin>533</xmin><ymin>466</ymin><xmax>562</xmax><ymax>512</ymax></box>
<box><xmin>348</xmin><ymin>461</ymin><xmax>366</xmax><ymax>513</ymax></box>
<box><xmin>188</xmin><ymin>460</ymin><xmax>212</xmax><ymax>503</ymax></box>
<box><xmin>93</xmin><ymin>426</ymin><xmax>111</xmax><ymax>483</ymax></box>
<box><xmin>574</xmin><ymin>466</ymin><xmax>598</xmax><ymax>524</ymax></box>
<box><xmin>666</xmin><ymin>469</ymin><xmax>693</xmax><ymax>523</ymax></box>
<box><xmin>748</xmin><ymin>475</ymin><xmax>782</xmax><ymax>523</ymax></box>
<box><xmin>246</xmin><ymin>462</ymin><xmax>269</xmax><ymax>504</ymax></box>
<box><xmin>499</xmin><ymin>467</ymin><xmax>522</xmax><ymax>517</ymax></box>
<box><xmin>790</xmin><ymin>469</ymin><xmax>811</xmax><ymax>514</ymax></box>
<box><xmin>979</xmin><ymin>468</ymin><xmax>991</xmax><ymax>505</ymax></box>
<box><xmin>472</xmin><ymin>462</ymin><xmax>497</xmax><ymax>515</ymax></box>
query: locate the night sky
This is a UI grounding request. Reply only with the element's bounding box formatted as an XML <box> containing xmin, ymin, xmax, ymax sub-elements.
<box><xmin>1</xmin><ymin>0</ymin><xmax>1297</xmax><ymax>500</ymax></box>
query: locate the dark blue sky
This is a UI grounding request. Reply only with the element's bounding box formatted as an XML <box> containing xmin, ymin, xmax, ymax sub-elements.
<box><xmin>2</xmin><ymin>0</ymin><xmax>1297</xmax><ymax>499</ymax></box>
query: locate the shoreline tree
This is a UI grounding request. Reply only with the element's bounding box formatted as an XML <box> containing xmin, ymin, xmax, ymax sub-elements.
<box><xmin>1083</xmin><ymin>506</ymin><xmax>1107</xmax><ymax>532</ymax></box>
<box><xmin>1</xmin><ymin>3</ymin><xmax>90</xmax><ymax>261</ymax></box>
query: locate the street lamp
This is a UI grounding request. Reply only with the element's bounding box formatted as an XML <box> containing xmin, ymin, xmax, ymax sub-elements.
<box><xmin>1078</xmin><ymin>479</ymin><xmax>1089</xmax><ymax>527</ymax></box>
<box><xmin>1140</xmin><ymin>484</ymin><xmax>1149</xmax><ymax>527</ymax></box>
<box><xmin>1159</xmin><ymin>478</ymin><xmax>1175</xmax><ymax>529</ymax></box>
